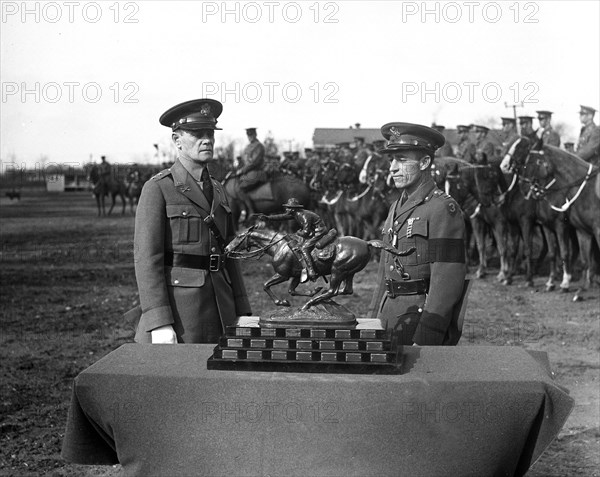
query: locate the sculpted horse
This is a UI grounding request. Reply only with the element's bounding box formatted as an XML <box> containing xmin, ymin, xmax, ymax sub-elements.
<box><xmin>88</xmin><ymin>166</ymin><xmax>127</xmax><ymax>216</ymax></box>
<box><xmin>225</xmin><ymin>227</ymin><xmax>415</xmax><ymax>310</ymax></box>
<box><xmin>223</xmin><ymin>172</ymin><xmax>312</xmax><ymax>229</ymax></box>
<box><xmin>502</xmin><ymin>139</ymin><xmax>599</xmax><ymax>290</ymax></box>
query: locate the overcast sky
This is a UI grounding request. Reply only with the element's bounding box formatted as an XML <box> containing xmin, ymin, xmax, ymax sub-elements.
<box><xmin>1</xmin><ymin>0</ymin><xmax>599</xmax><ymax>169</ymax></box>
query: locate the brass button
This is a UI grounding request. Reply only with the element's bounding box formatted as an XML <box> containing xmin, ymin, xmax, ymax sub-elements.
<box><xmin>211</xmin><ymin>247</ymin><xmax>216</xmax><ymax>253</ymax></box>
<box><xmin>182</xmin><ymin>211</ymin><xmax>187</xmax><ymax>216</ymax></box>
<box><xmin>174</xmin><ymin>279</ymin><xmax>179</xmax><ymax>284</ymax></box>
<box><xmin>389</xmin><ymin>266</ymin><xmax>394</xmax><ymax>271</ymax></box>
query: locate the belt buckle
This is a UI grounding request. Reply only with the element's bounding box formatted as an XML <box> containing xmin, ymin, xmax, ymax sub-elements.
<box><xmin>209</xmin><ymin>254</ymin><xmax>222</xmax><ymax>272</ymax></box>
<box><xmin>385</xmin><ymin>278</ymin><xmax>396</xmax><ymax>298</ymax></box>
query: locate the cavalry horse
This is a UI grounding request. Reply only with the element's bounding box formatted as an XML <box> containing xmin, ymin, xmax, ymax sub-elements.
<box><xmin>225</xmin><ymin>227</ymin><xmax>415</xmax><ymax>310</ymax></box>
<box><xmin>88</xmin><ymin>166</ymin><xmax>127</xmax><ymax>216</ymax></box>
<box><xmin>223</xmin><ymin>172</ymin><xmax>312</xmax><ymax>229</ymax></box>
<box><xmin>435</xmin><ymin>157</ymin><xmax>512</xmax><ymax>283</ymax></box>
<box><xmin>501</xmin><ymin>139</ymin><xmax>599</xmax><ymax>291</ymax></box>
<box><xmin>125</xmin><ymin>172</ymin><xmax>145</xmax><ymax>214</ymax></box>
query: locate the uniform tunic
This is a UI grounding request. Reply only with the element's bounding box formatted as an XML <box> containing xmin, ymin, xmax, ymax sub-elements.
<box><xmin>537</xmin><ymin>127</ymin><xmax>561</xmax><ymax>147</ymax></box>
<box><xmin>456</xmin><ymin>139</ymin><xmax>476</xmax><ymax>162</ymax></box>
<box><xmin>239</xmin><ymin>139</ymin><xmax>266</xmax><ymax>189</ymax></box>
<box><xmin>475</xmin><ymin>138</ymin><xmax>497</xmax><ymax>162</ymax></box>
<box><xmin>576</xmin><ymin>122</ymin><xmax>600</xmax><ymax>165</ymax></box>
<box><xmin>133</xmin><ymin>159</ymin><xmax>251</xmax><ymax>343</ymax></box>
<box><xmin>368</xmin><ymin>178</ymin><xmax>466</xmax><ymax>346</ymax></box>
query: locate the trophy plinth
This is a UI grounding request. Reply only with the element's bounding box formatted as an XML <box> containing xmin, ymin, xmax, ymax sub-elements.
<box><xmin>207</xmin><ymin>315</ymin><xmax>403</xmax><ymax>375</ymax></box>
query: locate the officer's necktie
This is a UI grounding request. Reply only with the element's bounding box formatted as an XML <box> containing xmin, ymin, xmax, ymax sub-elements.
<box><xmin>201</xmin><ymin>167</ymin><xmax>213</xmax><ymax>204</ymax></box>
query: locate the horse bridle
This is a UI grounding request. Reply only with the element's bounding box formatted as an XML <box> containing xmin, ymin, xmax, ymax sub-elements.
<box><xmin>522</xmin><ymin>150</ymin><xmax>597</xmax><ymax>212</ymax></box>
<box><xmin>226</xmin><ymin>227</ymin><xmax>286</xmax><ymax>260</ymax></box>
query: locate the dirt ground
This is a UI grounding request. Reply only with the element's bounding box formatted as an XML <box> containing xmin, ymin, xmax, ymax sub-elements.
<box><xmin>1</xmin><ymin>189</ymin><xmax>598</xmax><ymax>477</ymax></box>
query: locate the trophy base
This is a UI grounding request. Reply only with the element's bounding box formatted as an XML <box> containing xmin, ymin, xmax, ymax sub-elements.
<box><xmin>259</xmin><ymin>300</ymin><xmax>357</xmax><ymax>328</ymax></box>
<box><xmin>207</xmin><ymin>316</ymin><xmax>403</xmax><ymax>375</ymax></box>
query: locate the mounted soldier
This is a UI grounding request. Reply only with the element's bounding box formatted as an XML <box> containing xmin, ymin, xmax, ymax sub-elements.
<box><xmin>353</xmin><ymin>136</ymin><xmax>370</xmax><ymax>171</ymax></box>
<box><xmin>536</xmin><ymin>110</ymin><xmax>561</xmax><ymax>147</ymax></box>
<box><xmin>98</xmin><ymin>155</ymin><xmax>112</xmax><ymax>190</ymax></box>
<box><xmin>257</xmin><ymin>198</ymin><xmax>329</xmax><ymax>281</ymax></box>
<box><xmin>500</xmin><ymin>117</ymin><xmax>519</xmax><ymax>156</ymax></box>
<box><xmin>472</xmin><ymin>125</ymin><xmax>496</xmax><ymax>163</ymax></box>
<box><xmin>576</xmin><ymin>105</ymin><xmax>600</xmax><ymax>166</ymax></box>
<box><xmin>432</xmin><ymin>124</ymin><xmax>454</xmax><ymax>157</ymax></box>
<box><xmin>518</xmin><ymin>116</ymin><xmax>539</xmax><ymax>146</ymax></box>
<box><xmin>455</xmin><ymin>124</ymin><xmax>476</xmax><ymax>162</ymax></box>
<box><xmin>235</xmin><ymin>127</ymin><xmax>267</xmax><ymax>215</ymax></box>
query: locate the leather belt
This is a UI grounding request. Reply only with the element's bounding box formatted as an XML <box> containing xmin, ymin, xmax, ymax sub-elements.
<box><xmin>164</xmin><ymin>252</ymin><xmax>225</xmax><ymax>272</ymax></box>
<box><xmin>385</xmin><ymin>278</ymin><xmax>429</xmax><ymax>298</ymax></box>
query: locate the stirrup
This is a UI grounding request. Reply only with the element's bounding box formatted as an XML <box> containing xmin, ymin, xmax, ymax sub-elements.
<box><xmin>300</xmin><ymin>269</ymin><xmax>309</xmax><ymax>284</ymax></box>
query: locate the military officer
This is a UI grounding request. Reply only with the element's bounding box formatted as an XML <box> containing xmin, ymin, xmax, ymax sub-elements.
<box><xmin>353</xmin><ymin>137</ymin><xmax>370</xmax><ymax>171</ymax></box>
<box><xmin>455</xmin><ymin>124</ymin><xmax>475</xmax><ymax>161</ymax></box>
<box><xmin>236</xmin><ymin>127</ymin><xmax>266</xmax><ymax>215</ymax></box>
<box><xmin>472</xmin><ymin>124</ymin><xmax>496</xmax><ymax>163</ymax></box>
<box><xmin>535</xmin><ymin>110</ymin><xmax>561</xmax><ymax>147</ymax></box>
<box><xmin>431</xmin><ymin>124</ymin><xmax>454</xmax><ymax>157</ymax></box>
<box><xmin>518</xmin><ymin>116</ymin><xmax>539</xmax><ymax>144</ymax></box>
<box><xmin>576</xmin><ymin>105</ymin><xmax>600</xmax><ymax>165</ymax></box>
<box><xmin>368</xmin><ymin>123</ymin><xmax>467</xmax><ymax>346</ymax></box>
<box><xmin>99</xmin><ymin>155</ymin><xmax>112</xmax><ymax>182</ymax></box>
<box><xmin>499</xmin><ymin>117</ymin><xmax>519</xmax><ymax>156</ymax></box>
<box><xmin>130</xmin><ymin>99</ymin><xmax>252</xmax><ymax>344</ymax></box>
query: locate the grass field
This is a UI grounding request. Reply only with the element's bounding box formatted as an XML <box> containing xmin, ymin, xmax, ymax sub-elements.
<box><xmin>1</xmin><ymin>189</ymin><xmax>598</xmax><ymax>476</ymax></box>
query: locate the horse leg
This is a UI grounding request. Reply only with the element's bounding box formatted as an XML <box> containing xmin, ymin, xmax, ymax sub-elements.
<box><xmin>100</xmin><ymin>193</ymin><xmax>106</xmax><ymax>216</ymax></box>
<box><xmin>287</xmin><ymin>276</ymin><xmax>323</xmax><ymax>297</ymax></box>
<box><xmin>556</xmin><ymin>219</ymin><xmax>573</xmax><ymax>292</ymax></box>
<box><xmin>264</xmin><ymin>273</ymin><xmax>292</xmax><ymax>306</ymax></box>
<box><xmin>471</xmin><ymin>218</ymin><xmax>487</xmax><ymax>279</ymax></box>
<box><xmin>544</xmin><ymin>226</ymin><xmax>560</xmax><ymax>292</ymax></box>
<box><xmin>340</xmin><ymin>275</ymin><xmax>354</xmax><ymax>295</ymax></box>
<box><xmin>492</xmin><ymin>215</ymin><xmax>509</xmax><ymax>282</ymax></box>
<box><xmin>95</xmin><ymin>194</ymin><xmax>102</xmax><ymax>216</ymax></box>
<box><xmin>503</xmin><ymin>222</ymin><xmax>521</xmax><ymax>285</ymax></box>
<box><xmin>120</xmin><ymin>192</ymin><xmax>127</xmax><ymax>215</ymax></box>
<box><xmin>521</xmin><ymin>218</ymin><xmax>535</xmax><ymax>287</ymax></box>
<box><xmin>301</xmin><ymin>274</ymin><xmax>342</xmax><ymax>310</ymax></box>
<box><xmin>107</xmin><ymin>193</ymin><xmax>116</xmax><ymax>216</ymax></box>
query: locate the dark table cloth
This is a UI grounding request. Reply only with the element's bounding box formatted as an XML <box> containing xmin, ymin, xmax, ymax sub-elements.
<box><xmin>62</xmin><ymin>344</ymin><xmax>573</xmax><ymax>477</ymax></box>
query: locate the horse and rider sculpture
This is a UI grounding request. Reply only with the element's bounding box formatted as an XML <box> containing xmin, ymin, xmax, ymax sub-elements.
<box><xmin>225</xmin><ymin>198</ymin><xmax>416</xmax><ymax>310</ymax></box>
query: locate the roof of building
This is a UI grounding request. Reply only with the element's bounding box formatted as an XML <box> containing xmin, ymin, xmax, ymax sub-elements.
<box><xmin>313</xmin><ymin>127</ymin><xmax>503</xmax><ymax>148</ymax></box>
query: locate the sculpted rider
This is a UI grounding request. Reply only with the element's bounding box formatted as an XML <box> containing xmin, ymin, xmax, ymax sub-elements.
<box><xmin>257</xmin><ymin>198</ymin><xmax>328</xmax><ymax>281</ymax></box>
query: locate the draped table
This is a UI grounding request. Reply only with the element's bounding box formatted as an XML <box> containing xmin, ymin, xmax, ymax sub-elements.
<box><xmin>62</xmin><ymin>344</ymin><xmax>573</xmax><ymax>477</ymax></box>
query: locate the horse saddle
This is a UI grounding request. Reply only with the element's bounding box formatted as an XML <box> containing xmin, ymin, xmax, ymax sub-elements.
<box><xmin>315</xmin><ymin>244</ymin><xmax>336</xmax><ymax>261</ymax></box>
<box><xmin>247</xmin><ymin>181</ymin><xmax>274</xmax><ymax>201</ymax></box>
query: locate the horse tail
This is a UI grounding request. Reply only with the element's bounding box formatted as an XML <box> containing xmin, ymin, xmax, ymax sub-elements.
<box><xmin>367</xmin><ymin>240</ymin><xmax>416</xmax><ymax>258</ymax></box>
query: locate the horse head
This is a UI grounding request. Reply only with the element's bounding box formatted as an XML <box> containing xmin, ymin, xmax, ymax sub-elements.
<box><xmin>225</xmin><ymin>226</ymin><xmax>258</xmax><ymax>255</ymax></box>
<box><xmin>520</xmin><ymin>149</ymin><xmax>555</xmax><ymax>199</ymax></box>
<box><xmin>500</xmin><ymin>136</ymin><xmax>533</xmax><ymax>174</ymax></box>
<box><xmin>471</xmin><ymin>165</ymin><xmax>503</xmax><ymax>207</ymax></box>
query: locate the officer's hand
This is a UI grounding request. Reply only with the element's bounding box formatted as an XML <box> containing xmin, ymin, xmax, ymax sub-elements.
<box><xmin>151</xmin><ymin>325</ymin><xmax>177</xmax><ymax>344</ymax></box>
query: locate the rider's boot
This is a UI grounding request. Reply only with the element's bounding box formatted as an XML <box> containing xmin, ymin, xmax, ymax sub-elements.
<box><xmin>301</xmin><ymin>249</ymin><xmax>318</xmax><ymax>280</ymax></box>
